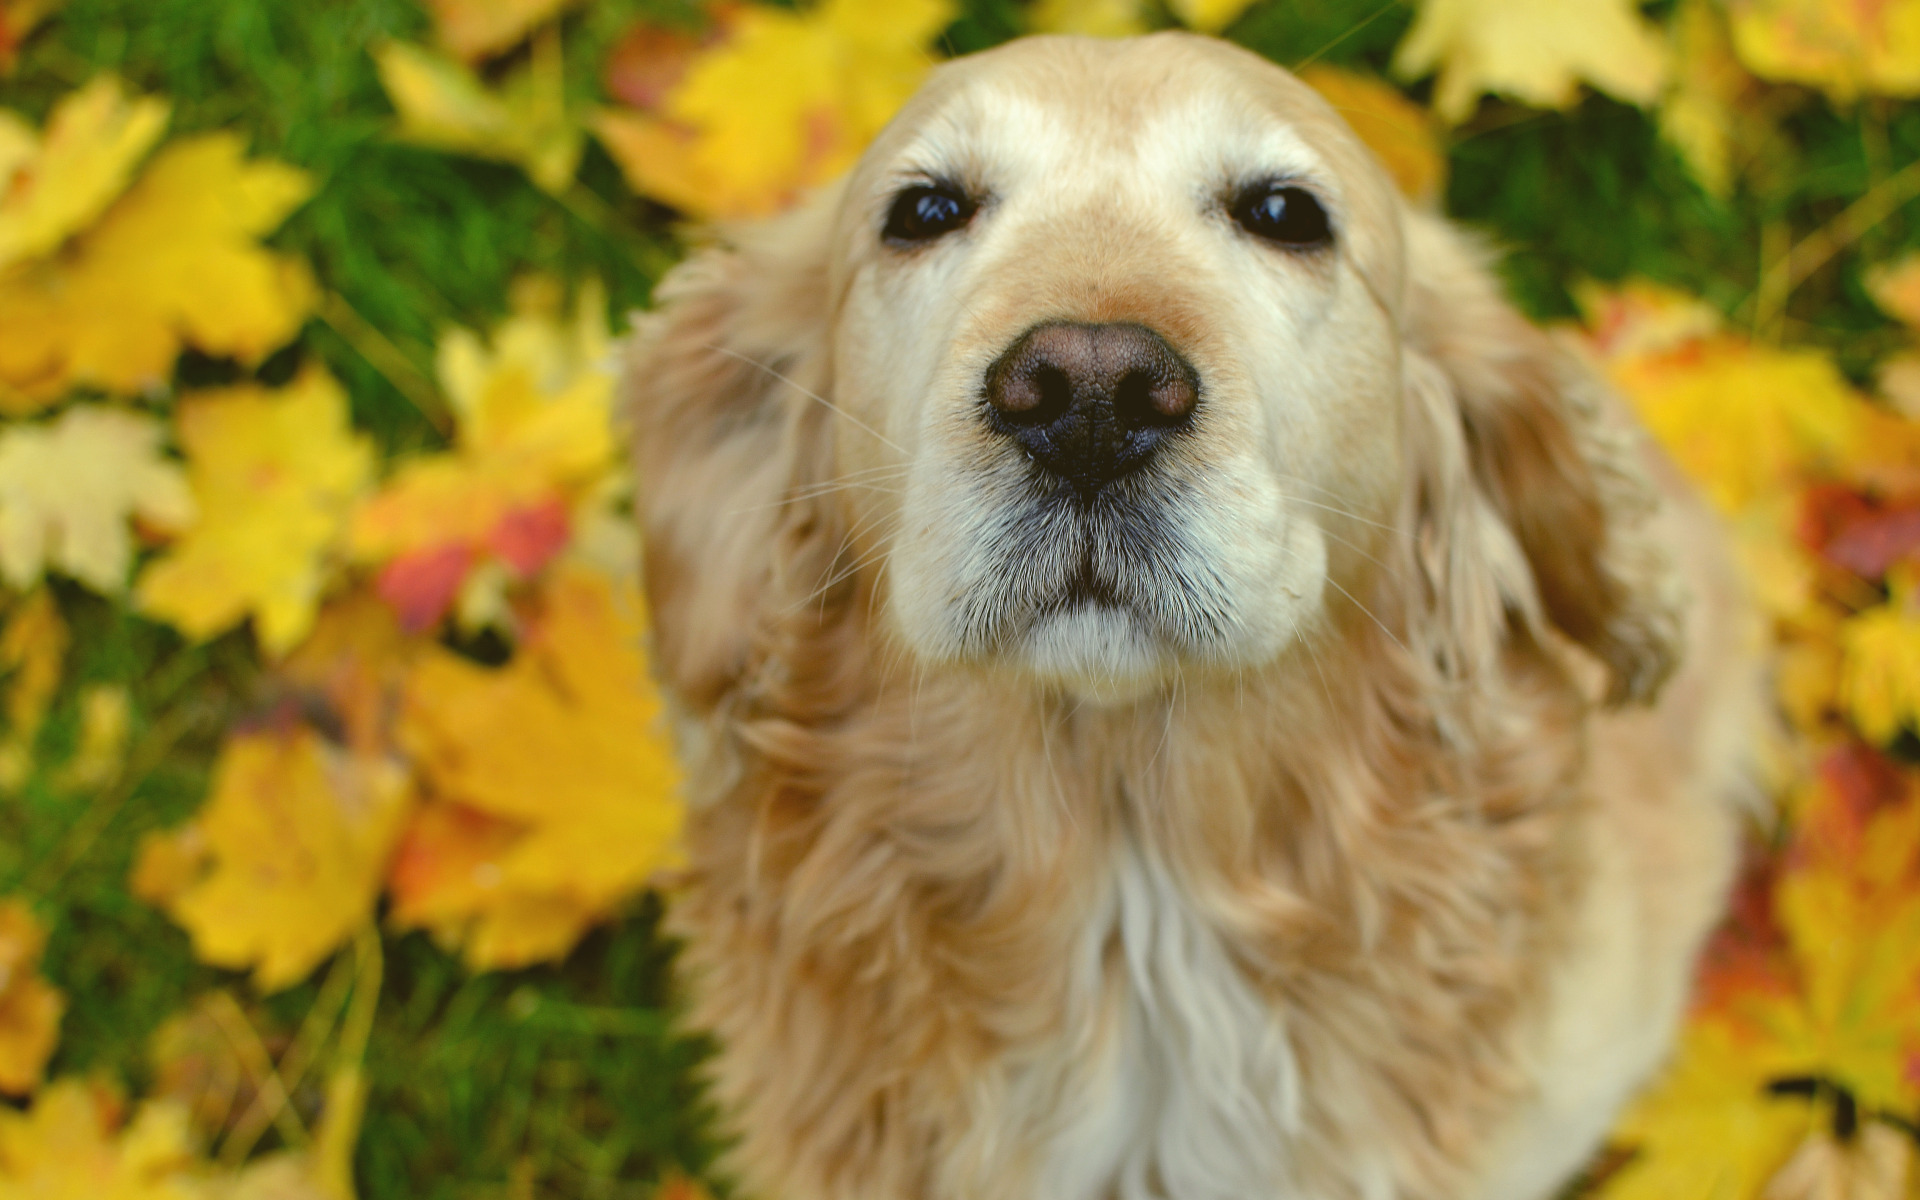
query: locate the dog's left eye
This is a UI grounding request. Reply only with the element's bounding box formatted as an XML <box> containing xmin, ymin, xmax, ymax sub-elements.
<box><xmin>883</xmin><ymin>185</ymin><xmax>976</xmax><ymax>245</ymax></box>
<box><xmin>1230</xmin><ymin>184</ymin><xmax>1333</xmax><ymax>248</ymax></box>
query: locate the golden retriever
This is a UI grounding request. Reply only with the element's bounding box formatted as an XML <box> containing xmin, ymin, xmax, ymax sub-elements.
<box><xmin>623</xmin><ymin>32</ymin><xmax>1757</xmax><ymax>1200</ymax></box>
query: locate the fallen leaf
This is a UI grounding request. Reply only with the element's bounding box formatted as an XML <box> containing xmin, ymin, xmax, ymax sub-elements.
<box><xmin>1660</xmin><ymin>0</ymin><xmax>1766</xmax><ymax>198</ymax></box>
<box><xmin>51</xmin><ymin>683</ymin><xmax>130</xmax><ymax>791</ymax></box>
<box><xmin>0</xmin><ymin>587</ymin><xmax>65</xmax><ymax>789</ymax></box>
<box><xmin>652</xmin><ymin>1173</ymin><xmax>715</xmax><ymax>1200</ymax></box>
<box><xmin>1026</xmin><ymin>0</ymin><xmax>1148</xmax><ymax>36</ymax></box>
<box><xmin>1165</xmin><ymin>0</ymin><xmax>1254</xmax><ymax>34</ymax></box>
<box><xmin>0</xmin><ymin>406</ymin><xmax>195</xmax><ymax>592</ymax></box>
<box><xmin>0</xmin><ymin>900</ymin><xmax>63</xmax><ymax>1096</ymax></box>
<box><xmin>593</xmin><ymin>0</ymin><xmax>954</xmax><ymax>219</ymax></box>
<box><xmin>1604</xmin><ymin>1015</ymin><xmax>1813</xmax><ymax>1200</ymax></box>
<box><xmin>136</xmin><ymin>369</ymin><xmax>374</xmax><ymax>657</ymax></box>
<box><xmin>0</xmin><ymin>1079</ymin><xmax>204</xmax><ymax>1199</ymax></box>
<box><xmin>391</xmin><ymin>566</ymin><xmax>682</xmax><ymax>969</ymax></box>
<box><xmin>149</xmin><ymin>726</ymin><xmax>411</xmax><ymax>991</ymax></box>
<box><xmin>0</xmin><ymin>132</ymin><xmax>314</xmax><ymax>405</ymax></box>
<box><xmin>1725</xmin><ymin>0</ymin><xmax>1920</xmax><ymax>102</ymax></box>
<box><xmin>603</xmin><ymin>21</ymin><xmax>707</xmax><ymax>108</ymax></box>
<box><xmin>1391</xmin><ymin>0</ymin><xmax>1669</xmax><ymax>124</ymax></box>
<box><xmin>1868</xmin><ymin>255</ymin><xmax>1920</xmax><ymax>330</ymax></box>
<box><xmin>1761</xmin><ymin>1123</ymin><xmax>1912</xmax><ymax>1200</ymax></box>
<box><xmin>1878</xmin><ymin>359</ymin><xmax>1920</xmax><ymax>428</ymax></box>
<box><xmin>130</xmin><ymin>825</ymin><xmax>210</xmax><ymax>911</ymax></box>
<box><xmin>1576</xmin><ymin>278</ymin><xmax>1727</xmax><ymax>360</ymax></box>
<box><xmin>426</xmin><ymin>0</ymin><xmax>575</xmax><ymax>62</ymax></box>
<box><xmin>1800</xmin><ymin>486</ymin><xmax>1920</xmax><ymax>580</ymax></box>
<box><xmin>1605</xmin><ymin>332</ymin><xmax>1865</xmax><ymax>514</ymax></box>
<box><xmin>280</xmin><ymin>588</ymin><xmax>416</xmax><ymax>757</ymax></box>
<box><xmin>374</xmin><ymin>38</ymin><xmax>582</xmax><ymax>194</ymax></box>
<box><xmin>1840</xmin><ymin>601</ymin><xmax>1920</xmax><ymax>745</ymax></box>
<box><xmin>0</xmin><ymin>75</ymin><xmax>168</xmax><ymax>271</ymax></box>
<box><xmin>0</xmin><ymin>0</ymin><xmax>62</xmax><ymax>73</ymax></box>
<box><xmin>1299</xmin><ymin>66</ymin><xmax>1446</xmax><ymax>204</ymax></box>
<box><xmin>349</xmin><ymin>279</ymin><xmax>613</xmax><ymax>632</ymax></box>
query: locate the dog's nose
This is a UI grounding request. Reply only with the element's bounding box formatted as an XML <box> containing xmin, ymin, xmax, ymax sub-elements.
<box><xmin>984</xmin><ymin>321</ymin><xmax>1199</xmax><ymax>494</ymax></box>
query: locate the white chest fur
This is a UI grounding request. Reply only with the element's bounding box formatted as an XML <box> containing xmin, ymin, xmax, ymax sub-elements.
<box><xmin>1028</xmin><ymin>843</ymin><xmax>1308</xmax><ymax>1200</ymax></box>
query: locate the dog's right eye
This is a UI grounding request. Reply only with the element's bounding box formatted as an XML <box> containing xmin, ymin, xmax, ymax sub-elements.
<box><xmin>883</xmin><ymin>185</ymin><xmax>976</xmax><ymax>245</ymax></box>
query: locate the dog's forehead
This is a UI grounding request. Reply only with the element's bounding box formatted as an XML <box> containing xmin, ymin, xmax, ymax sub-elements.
<box><xmin>843</xmin><ymin>33</ymin><xmax>1405</xmax><ymax>297</ymax></box>
<box><xmin>872</xmin><ymin>34</ymin><xmax>1370</xmax><ymax>184</ymax></box>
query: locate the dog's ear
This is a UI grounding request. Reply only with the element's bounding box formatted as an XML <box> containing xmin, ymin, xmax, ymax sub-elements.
<box><xmin>1399</xmin><ymin>210</ymin><xmax>1682</xmax><ymax>706</ymax></box>
<box><xmin>622</xmin><ymin>189</ymin><xmax>843</xmax><ymax>710</ymax></box>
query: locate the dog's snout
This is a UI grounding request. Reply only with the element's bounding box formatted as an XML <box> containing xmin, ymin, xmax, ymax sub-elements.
<box><xmin>985</xmin><ymin>322</ymin><xmax>1199</xmax><ymax>494</ymax></box>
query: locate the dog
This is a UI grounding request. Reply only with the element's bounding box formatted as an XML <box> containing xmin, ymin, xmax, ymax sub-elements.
<box><xmin>624</xmin><ymin>32</ymin><xmax>1756</xmax><ymax>1200</ymax></box>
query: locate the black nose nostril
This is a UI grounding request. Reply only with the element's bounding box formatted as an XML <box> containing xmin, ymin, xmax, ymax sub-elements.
<box><xmin>983</xmin><ymin>321</ymin><xmax>1200</xmax><ymax>494</ymax></box>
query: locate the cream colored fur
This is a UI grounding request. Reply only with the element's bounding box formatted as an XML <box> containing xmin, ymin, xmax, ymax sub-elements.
<box><xmin>623</xmin><ymin>32</ymin><xmax>1754</xmax><ymax>1200</ymax></box>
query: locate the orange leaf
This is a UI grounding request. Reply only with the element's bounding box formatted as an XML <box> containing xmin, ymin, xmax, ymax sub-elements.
<box><xmin>392</xmin><ymin>566</ymin><xmax>682</xmax><ymax>969</ymax></box>
<box><xmin>0</xmin><ymin>900</ymin><xmax>62</xmax><ymax>1096</ymax></box>
<box><xmin>427</xmin><ymin>0</ymin><xmax>575</xmax><ymax>62</ymax></box>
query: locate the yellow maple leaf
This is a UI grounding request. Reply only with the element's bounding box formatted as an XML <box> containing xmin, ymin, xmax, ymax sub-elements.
<box><xmin>1604</xmin><ymin>332</ymin><xmax>1864</xmax><ymax>515</ymax></box>
<box><xmin>1839</xmin><ymin>601</ymin><xmax>1920</xmax><ymax>746</ymax></box>
<box><xmin>349</xmin><ymin>278</ymin><xmax>613</xmax><ymax>631</ymax></box>
<box><xmin>0</xmin><ymin>76</ymin><xmax>168</xmax><ymax>272</ymax></box>
<box><xmin>137</xmin><ymin>369</ymin><xmax>374</xmax><ymax>657</ymax></box>
<box><xmin>0</xmin><ymin>900</ymin><xmax>63</xmax><ymax>1096</ymax></box>
<box><xmin>1392</xmin><ymin>0</ymin><xmax>1669</xmax><ymax>124</ymax></box>
<box><xmin>373</xmin><ymin>38</ymin><xmax>581</xmax><ymax>193</ymax></box>
<box><xmin>0</xmin><ymin>405</ymin><xmax>195</xmax><ymax>592</ymax></box>
<box><xmin>1606</xmin><ymin>1015</ymin><xmax>1814</xmax><ymax>1200</ymax></box>
<box><xmin>1661</xmin><ymin>0</ymin><xmax>1767</xmax><ymax>199</ymax></box>
<box><xmin>426</xmin><ymin>0</ymin><xmax>575</xmax><ymax>61</ymax></box>
<box><xmin>1164</xmin><ymin>0</ymin><xmax>1255</xmax><ymax>34</ymax></box>
<box><xmin>1299</xmin><ymin>66</ymin><xmax>1446</xmax><ymax>205</ymax></box>
<box><xmin>1027</xmin><ymin>0</ymin><xmax>1148</xmax><ymax>36</ymax></box>
<box><xmin>141</xmin><ymin>727</ymin><xmax>411</xmax><ymax>992</ymax></box>
<box><xmin>1611</xmin><ymin>765</ymin><xmax>1920</xmax><ymax>1198</ymax></box>
<box><xmin>594</xmin><ymin>0</ymin><xmax>953</xmax><ymax>219</ymax></box>
<box><xmin>1868</xmin><ymin>254</ymin><xmax>1920</xmax><ymax>330</ymax></box>
<box><xmin>0</xmin><ymin>1079</ymin><xmax>205</xmax><ymax>1199</ymax></box>
<box><xmin>390</xmin><ymin>566</ymin><xmax>682</xmax><ymax>969</ymax></box>
<box><xmin>0</xmin><ymin>588</ymin><xmax>65</xmax><ymax>790</ymax></box>
<box><xmin>1726</xmin><ymin>0</ymin><xmax>1920</xmax><ymax>102</ymax></box>
<box><xmin>0</xmin><ymin>132</ymin><xmax>314</xmax><ymax>406</ymax></box>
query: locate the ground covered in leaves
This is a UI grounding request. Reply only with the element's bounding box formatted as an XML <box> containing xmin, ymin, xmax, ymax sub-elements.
<box><xmin>2</xmin><ymin>0</ymin><xmax>1920</xmax><ymax>1197</ymax></box>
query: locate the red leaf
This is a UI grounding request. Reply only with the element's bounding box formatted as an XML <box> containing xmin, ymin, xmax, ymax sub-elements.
<box><xmin>377</xmin><ymin>544</ymin><xmax>473</xmax><ymax>632</ymax></box>
<box><xmin>488</xmin><ymin>499</ymin><xmax>569</xmax><ymax>577</ymax></box>
<box><xmin>1800</xmin><ymin>484</ymin><xmax>1920</xmax><ymax>579</ymax></box>
<box><xmin>603</xmin><ymin>21</ymin><xmax>708</xmax><ymax>110</ymax></box>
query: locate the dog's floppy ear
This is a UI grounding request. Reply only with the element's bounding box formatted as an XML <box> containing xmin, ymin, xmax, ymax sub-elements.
<box><xmin>1399</xmin><ymin>210</ymin><xmax>1682</xmax><ymax>706</ymax></box>
<box><xmin>623</xmin><ymin>188</ymin><xmax>843</xmax><ymax>710</ymax></box>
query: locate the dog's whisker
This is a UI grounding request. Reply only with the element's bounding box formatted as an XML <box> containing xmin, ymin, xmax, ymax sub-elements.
<box><xmin>703</xmin><ymin>341</ymin><xmax>908</xmax><ymax>455</ymax></box>
<box><xmin>1274</xmin><ymin>487</ymin><xmax>1404</xmax><ymax>535</ymax></box>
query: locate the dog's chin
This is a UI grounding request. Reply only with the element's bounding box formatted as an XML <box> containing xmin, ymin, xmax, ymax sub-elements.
<box><xmin>1007</xmin><ymin>601</ymin><xmax>1177</xmax><ymax>705</ymax></box>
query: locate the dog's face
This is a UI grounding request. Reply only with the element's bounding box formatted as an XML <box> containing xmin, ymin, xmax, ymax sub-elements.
<box><xmin>630</xmin><ymin>34</ymin><xmax>1678</xmax><ymax>717</ymax></box>
<box><xmin>825</xmin><ymin>35</ymin><xmax>1409</xmax><ymax>697</ymax></box>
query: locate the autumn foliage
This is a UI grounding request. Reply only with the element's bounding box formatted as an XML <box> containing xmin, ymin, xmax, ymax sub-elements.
<box><xmin>3</xmin><ymin>0</ymin><xmax>1920</xmax><ymax>1195</ymax></box>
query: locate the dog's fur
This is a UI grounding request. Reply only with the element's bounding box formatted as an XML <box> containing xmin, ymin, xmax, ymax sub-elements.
<box><xmin>623</xmin><ymin>33</ymin><xmax>1756</xmax><ymax>1200</ymax></box>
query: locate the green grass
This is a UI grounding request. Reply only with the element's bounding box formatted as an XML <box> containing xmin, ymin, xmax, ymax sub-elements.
<box><xmin>3</xmin><ymin>0</ymin><xmax>1917</xmax><ymax>1196</ymax></box>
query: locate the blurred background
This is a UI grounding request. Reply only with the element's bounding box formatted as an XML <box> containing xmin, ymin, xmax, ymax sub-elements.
<box><xmin>2</xmin><ymin>0</ymin><xmax>1919</xmax><ymax>1196</ymax></box>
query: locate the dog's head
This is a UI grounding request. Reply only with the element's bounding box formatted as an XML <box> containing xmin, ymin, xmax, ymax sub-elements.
<box><xmin>629</xmin><ymin>32</ymin><xmax>1679</xmax><ymax>713</ymax></box>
